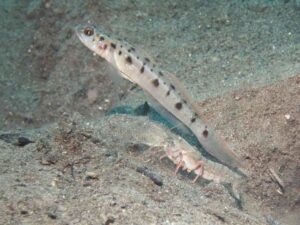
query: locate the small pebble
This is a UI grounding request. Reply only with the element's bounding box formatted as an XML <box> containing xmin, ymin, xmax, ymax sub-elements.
<box><xmin>20</xmin><ymin>210</ymin><xmax>28</xmax><ymax>215</ymax></box>
<box><xmin>104</xmin><ymin>216</ymin><xmax>115</xmax><ymax>225</ymax></box>
<box><xmin>86</xmin><ymin>171</ymin><xmax>98</xmax><ymax>179</ymax></box>
<box><xmin>16</xmin><ymin>137</ymin><xmax>34</xmax><ymax>147</ymax></box>
<box><xmin>284</xmin><ymin>114</ymin><xmax>291</xmax><ymax>120</ymax></box>
<box><xmin>51</xmin><ymin>180</ymin><xmax>56</xmax><ymax>187</ymax></box>
<box><xmin>45</xmin><ymin>2</ymin><xmax>51</xmax><ymax>8</ymax></box>
<box><xmin>87</xmin><ymin>88</ymin><xmax>99</xmax><ymax>104</ymax></box>
<box><xmin>40</xmin><ymin>159</ymin><xmax>51</xmax><ymax>165</ymax></box>
<box><xmin>47</xmin><ymin>206</ymin><xmax>58</xmax><ymax>220</ymax></box>
<box><xmin>47</xmin><ymin>212</ymin><xmax>57</xmax><ymax>219</ymax></box>
<box><xmin>136</xmin><ymin>166</ymin><xmax>163</xmax><ymax>186</ymax></box>
<box><xmin>211</xmin><ymin>56</ymin><xmax>220</xmax><ymax>62</ymax></box>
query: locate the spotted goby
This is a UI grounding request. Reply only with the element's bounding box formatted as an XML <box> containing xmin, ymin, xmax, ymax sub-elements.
<box><xmin>76</xmin><ymin>24</ymin><xmax>242</xmax><ymax>169</ymax></box>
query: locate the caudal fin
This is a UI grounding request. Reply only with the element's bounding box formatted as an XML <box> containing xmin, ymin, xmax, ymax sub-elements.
<box><xmin>196</xmin><ymin>126</ymin><xmax>243</xmax><ymax>169</ymax></box>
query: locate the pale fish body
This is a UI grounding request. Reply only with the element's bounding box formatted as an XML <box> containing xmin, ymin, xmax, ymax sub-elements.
<box><xmin>76</xmin><ymin>24</ymin><xmax>242</xmax><ymax>169</ymax></box>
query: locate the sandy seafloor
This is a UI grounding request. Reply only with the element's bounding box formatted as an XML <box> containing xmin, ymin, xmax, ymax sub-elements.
<box><xmin>0</xmin><ymin>0</ymin><xmax>299</xmax><ymax>224</ymax></box>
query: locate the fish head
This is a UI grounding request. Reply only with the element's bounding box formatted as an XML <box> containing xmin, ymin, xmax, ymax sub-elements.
<box><xmin>76</xmin><ymin>24</ymin><xmax>110</xmax><ymax>58</ymax></box>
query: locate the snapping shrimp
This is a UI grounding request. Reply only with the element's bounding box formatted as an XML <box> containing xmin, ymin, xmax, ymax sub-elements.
<box><xmin>161</xmin><ymin>138</ymin><xmax>204</xmax><ymax>183</ymax></box>
<box><xmin>160</xmin><ymin>137</ymin><xmax>243</xmax><ymax>184</ymax></box>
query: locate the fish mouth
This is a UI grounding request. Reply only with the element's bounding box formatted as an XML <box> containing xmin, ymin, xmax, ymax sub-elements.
<box><xmin>75</xmin><ymin>25</ymin><xmax>85</xmax><ymax>39</ymax></box>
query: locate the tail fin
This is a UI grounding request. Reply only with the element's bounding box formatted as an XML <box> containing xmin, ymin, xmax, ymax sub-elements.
<box><xmin>195</xmin><ymin>126</ymin><xmax>243</xmax><ymax>169</ymax></box>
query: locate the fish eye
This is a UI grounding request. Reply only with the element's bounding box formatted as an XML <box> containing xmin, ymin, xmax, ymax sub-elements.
<box><xmin>84</xmin><ymin>27</ymin><xmax>94</xmax><ymax>36</ymax></box>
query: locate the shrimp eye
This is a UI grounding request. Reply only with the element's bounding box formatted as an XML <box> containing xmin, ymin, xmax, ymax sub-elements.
<box><xmin>84</xmin><ymin>27</ymin><xmax>94</xmax><ymax>36</ymax></box>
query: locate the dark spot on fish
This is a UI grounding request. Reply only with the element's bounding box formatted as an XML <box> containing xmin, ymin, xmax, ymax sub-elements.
<box><xmin>182</xmin><ymin>99</ymin><xmax>187</xmax><ymax>104</ymax></box>
<box><xmin>111</xmin><ymin>43</ymin><xmax>116</xmax><ymax>49</ymax></box>
<box><xmin>175</xmin><ymin>102</ymin><xmax>182</xmax><ymax>110</ymax></box>
<box><xmin>145</xmin><ymin>57</ymin><xmax>150</xmax><ymax>62</ymax></box>
<box><xmin>126</xmin><ymin>56</ymin><xmax>132</xmax><ymax>64</ymax></box>
<box><xmin>118</xmin><ymin>50</ymin><xmax>122</xmax><ymax>55</ymax></box>
<box><xmin>152</xmin><ymin>79</ymin><xmax>159</xmax><ymax>87</ymax></box>
<box><xmin>120</xmin><ymin>45</ymin><xmax>123</xmax><ymax>48</ymax></box>
<box><xmin>166</xmin><ymin>90</ymin><xmax>170</xmax><ymax>96</ymax></box>
<box><xmin>137</xmin><ymin>56</ymin><xmax>140</xmax><ymax>59</ymax></box>
<box><xmin>191</xmin><ymin>117</ymin><xmax>196</xmax><ymax>123</ymax></box>
<box><xmin>100</xmin><ymin>36</ymin><xmax>105</xmax><ymax>41</ymax></box>
<box><xmin>128</xmin><ymin>47</ymin><xmax>135</xmax><ymax>52</ymax></box>
<box><xmin>140</xmin><ymin>66</ymin><xmax>144</xmax><ymax>73</ymax></box>
<box><xmin>203</xmin><ymin>129</ymin><xmax>209</xmax><ymax>137</ymax></box>
<box><xmin>150</xmin><ymin>68</ymin><xmax>153</xmax><ymax>72</ymax></box>
<box><xmin>170</xmin><ymin>84</ymin><xmax>176</xmax><ymax>90</ymax></box>
<box><xmin>102</xmin><ymin>44</ymin><xmax>107</xmax><ymax>50</ymax></box>
<box><xmin>159</xmin><ymin>71</ymin><xmax>164</xmax><ymax>76</ymax></box>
